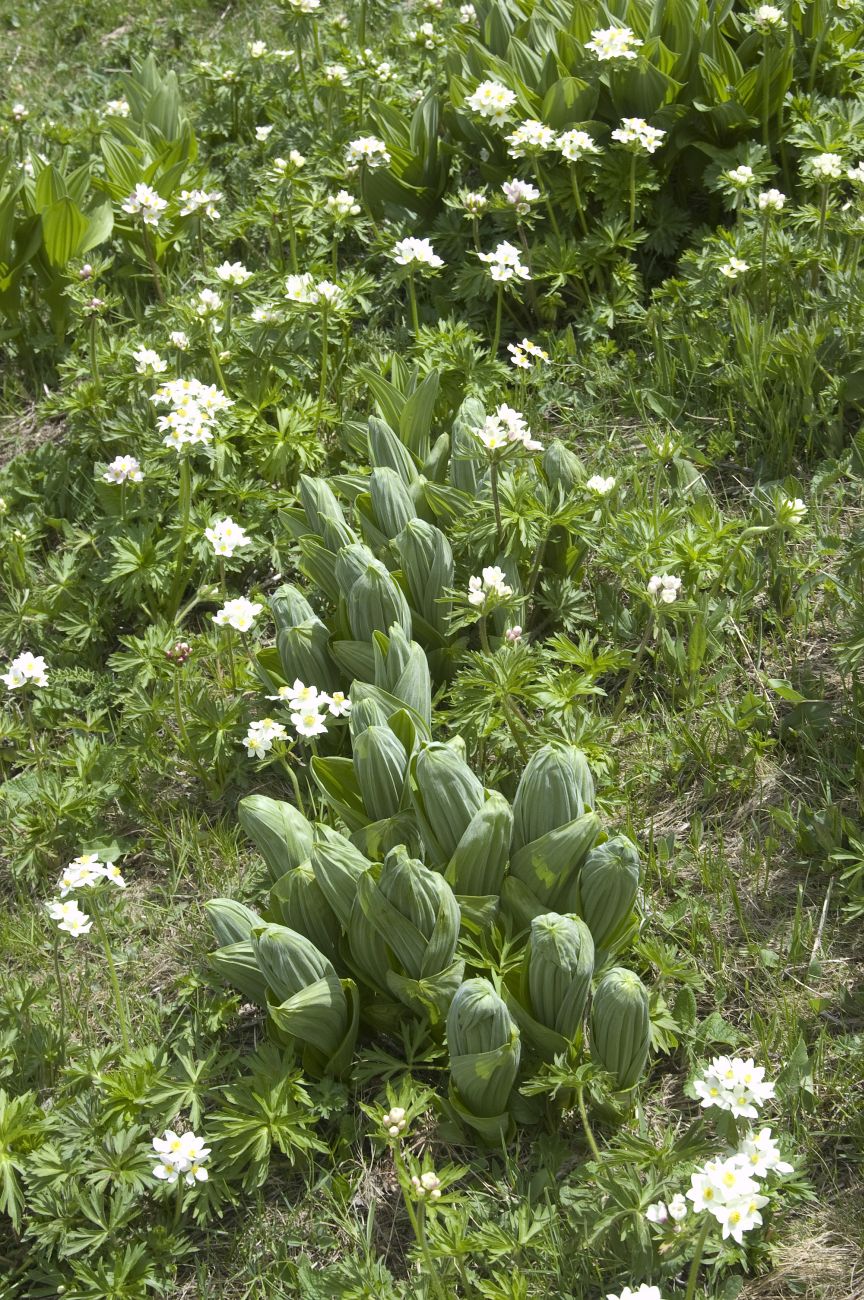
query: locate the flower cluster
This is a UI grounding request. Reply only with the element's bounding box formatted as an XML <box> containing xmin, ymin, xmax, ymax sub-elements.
<box><xmin>103</xmin><ymin>97</ymin><xmax>130</xmax><ymax>117</ymax></box>
<box><xmin>285</xmin><ymin>273</ymin><xmax>345</xmax><ymax>307</ymax></box>
<box><xmin>215</xmin><ymin>260</ymin><xmax>252</xmax><ymax>285</ymax></box>
<box><xmin>807</xmin><ymin>151</ymin><xmax>844</xmax><ymax>181</ymax></box>
<box><xmin>501</xmin><ymin>178</ymin><xmax>540</xmax><ymax>214</ymax></box>
<box><xmin>647</xmin><ymin>574</ymin><xmax>682</xmax><ymax>604</ymax></box>
<box><xmin>468</xmin><ymin>566</ymin><xmax>513</xmax><ymax>608</ymax></box>
<box><xmin>758</xmin><ymin>188</ymin><xmax>786</xmax><ymax>211</ymax></box>
<box><xmin>382</xmin><ymin>1106</ymin><xmax>407</xmax><ymax>1137</ymax></box>
<box><xmin>466</xmin><ymin>79</ymin><xmax>517</xmax><ymax>125</ymax></box>
<box><xmin>720</xmin><ymin>256</ymin><xmax>749</xmax><ymax>279</ymax></box>
<box><xmin>205</xmin><ymin>516</ymin><xmax>251</xmax><ymax>558</ymax></box>
<box><xmin>694</xmin><ymin>1055</ymin><xmax>776</xmax><ymax>1117</ymax></box>
<box><xmin>102</xmin><ymin>455</ymin><xmax>144</xmax><ymax>484</ymax></box>
<box><xmin>558</xmin><ymin>129</ymin><xmax>600</xmax><ymax>162</ymax></box>
<box><xmin>179</xmin><ymin>188</ymin><xmax>223</xmax><ymax>219</ymax></box>
<box><xmin>508</xmin><ymin>338</ymin><xmax>550</xmax><ymax>369</ymax></box>
<box><xmin>152</xmin><ymin>1129</ymin><xmax>211</xmax><ymax>1186</ymax></box>
<box><xmin>345</xmin><ymin>136</ymin><xmax>391</xmax><ymax>169</ymax></box>
<box><xmin>586</xmin><ymin>25</ymin><xmax>642</xmax><ymax>60</ymax></box>
<box><xmin>213</xmin><ymin>596</ymin><xmax>263</xmax><ymax>632</ymax></box>
<box><xmin>505</xmin><ymin>118</ymin><xmax>556</xmax><ymax>158</ymax></box>
<box><xmin>46</xmin><ymin>899</ymin><xmax>92</xmax><ymax>937</ymax></box>
<box><xmin>151</xmin><ymin>377</ymin><xmax>233</xmax><ymax>451</ymax></box>
<box><xmin>263</xmin><ymin>679</ymin><xmax>352</xmax><ymax>742</ymax></box>
<box><xmin>475</xmin><ymin>404</ymin><xmax>541</xmax><ymax>453</ymax></box>
<box><xmin>242</xmin><ymin>717</ymin><xmax>288</xmax><ymax>757</ymax></box>
<box><xmin>392</xmin><ymin>237</ymin><xmax>444</xmax><ymax>269</ymax></box>
<box><xmin>411</xmin><ymin>1171</ymin><xmax>442</xmax><ymax>1200</ymax></box>
<box><xmin>775</xmin><ymin>494</ymin><xmax>807</xmax><ymax>527</ymax></box>
<box><xmin>747</xmin><ymin>3</ymin><xmax>786</xmax><ymax>31</ymax></box>
<box><xmin>57</xmin><ymin>851</ymin><xmax>127</xmax><ymax>896</ymax></box>
<box><xmin>611</xmin><ymin>118</ymin><xmax>666</xmax><ymax>153</ymax></box>
<box><xmin>133</xmin><ymin>346</ymin><xmax>168</xmax><ymax>375</ymax></box>
<box><xmin>478</xmin><ymin>241</ymin><xmax>531</xmax><ymax>283</ymax></box>
<box><xmin>326</xmin><ymin>190</ymin><xmax>361</xmax><ymax>220</ymax></box>
<box><xmin>2</xmin><ymin>650</ymin><xmax>48</xmax><ymax>690</ymax></box>
<box><xmin>121</xmin><ymin>183</ymin><xmax>168</xmax><ymax>228</ymax></box>
<box><xmin>726</xmin><ymin>164</ymin><xmax>754</xmax><ymax>188</ymax></box>
<box><xmin>586</xmin><ymin>474</ymin><xmax>616</xmax><ymax>495</ymax></box>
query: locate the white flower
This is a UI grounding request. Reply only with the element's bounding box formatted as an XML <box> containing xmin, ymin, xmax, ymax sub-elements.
<box><xmin>735</xmin><ymin>1127</ymin><xmax>794</xmax><ymax>1179</ymax></box>
<box><xmin>58</xmin><ymin>855</ymin><xmax>103</xmax><ymax>896</ymax></box>
<box><xmin>586</xmin><ymin>474</ymin><xmax>616</xmax><ymax>495</ymax></box>
<box><xmin>285</xmin><ymin>273</ymin><xmax>317</xmax><ymax>304</ymax></box>
<box><xmin>505</xmin><ymin>119</ymin><xmax>556</xmax><ymax>158</ymax></box>
<box><xmin>645</xmin><ymin>1201</ymin><xmax>668</xmax><ymax>1223</ymax></box>
<box><xmin>205</xmin><ymin>516</ymin><xmax>251</xmax><ymax>558</ymax></box>
<box><xmin>152</xmin><ymin>1129</ymin><xmax>211</xmax><ymax>1186</ymax></box>
<box><xmin>121</xmin><ymin>183</ymin><xmax>168</xmax><ymax>228</ymax></box>
<box><xmin>151</xmin><ymin>377</ymin><xmax>233</xmax><ymax>450</ymax></box>
<box><xmin>251</xmin><ymin>304</ymin><xmax>281</xmax><ymax>324</ymax></box>
<box><xmin>104</xmin><ymin>98</ymin><xmax>131</xmax><ymax>118</ymax></box>
<box><xmin>345</xmin><ymin>136</ymin><xmax>391</xmax><ymax>169</ymax></box>
<box><xmin>410</xmin><ymin>21</ymin><xmax>440</xmax><ymax>48</ymax></box>
<box><xmin>459</xmin><ymin>3</ymin><xmax>477</xmax><ymax>21</ymax></box>
<box><xmin>101</xmin><ymin>862</ymin><xmax>127</xmax><ymax>889</ymax></box>
<box><xmin>848</xmin><ymin>161</ymin><xmax>864</xmax><ymax>184</ymax></box>
<box><xmin>478</xmin><ymin>241</ymin><xmax>531</xmax><ymax>283</ymax></box>
<box><xmin>102</xmin><ymin>455</ymin><xmax>143</xmax><ymax>484</ymax></box>
<box><xmin>586</xmin><ymin>25</ymin><xmax>643</xmax><ymax>60</ymax></box>
<box><xmin>775</xmin><ymin>494</ymin><xmax>807</xmax><ymax>526</ymax></box>
<box><xmin>215</xmin><ymin>260</ymin><xmax>252</xmax><ymax>285</ymax></box>
<box><xmin>255</xmin><ymin>124</ymin><xmax>274</xmax><ymax>141</ymax></box>
<box><xmin>213</xmin><ymin>596</ymin><xmax>264</xmax><ymax>632</ymax></box>
<box><xmin>286</xmin><ymin>0</ymin><xmax>320</xmax><ymax>10</ymax></box>
<box><xmin>242</xmin><ymin>718</ymin><xmax>288</xmax><ymax>756</ymax></box>
<box><xmin>726</xmin><ymin>164</ymin><xmax>754</xmax><ymax>187</ymax></box>
<box><xmin>326</xmin><ymin>190</ymin><xmax>361</xmax><ymax>220</ymax></box>
<box><xmin>323</xmin><ymin>63</ymin><xmax>350</xmax><ymax>85</ymax></box>
<box><xmin>501</xmin><ymin>178</ymin><xmax>540</xmax><ymax>213</ymax></box>
<box><xmin>693</xmin><ymin>1055</ymin><xmax>776</xmax><ymax>1115</ymax></box>
<box><xmin>647</xmin><ymin>574</ymin><xmax>682</xmax><ymax>604</ymax></box>
<box><xmin>2</xmin><ymin>651</ymin><xmax>48</xmax><ymax>690</ymax></box>
<box><xmin>382</xmin><ymin>1106</ymin><xmax>406</xmax><ymax>1136</ymax></box>
<box><xmin>758</xmin><ymin>188</ymin><xmax>786</xmax><ymax>211</ymax></box>
<box><xmin>749</xmin><ymin>3</ymin><xmax>786</xmax><ymax>30</ymax></box>
<box><xmin>196</xmin><ymin>288</ymin><xmax>223</xmax><ymax>317</ymax></box>
<box><xmin>314</xmin><ymin>279</ymin><xmax>344</xmax><ymax>306</ymax></box>
<box><xmin>392</xmin><ymin>237</ymin><xmax>444</xmax><ymax>269</ymax></box>
<box><xmin>467</xmin><ymin>565</ymin><xmax>513</xmax><ymax>608</ymax></box>
<box><xmin>323</xmin><ymin>691</ymin><xmax>352</xmax><ymax>717</ymax></box>
<box><xmin>507</xmin><ymin>337</ymin><xmax>549</xmax><ymax>368</ymax></box>
<box><xmin>606</xmin><ymin>1288</ymin><xmax>664</xmax><ymax>1300</ymax></box>
<box><xmin>374</xmin><ymin>62</ymin><xmax>393</xmax><ymax>81</ymax></box>
<box><xmin>713</xmin><ymin>1193</ymin><xmax>770</xmax><ymax>1243</ymax></box>
<box><xmin>411</xmin><ymin>1171</ymin><xmax>442</xmax><ymax>1199</ymax></box>
<box><xmin>46</xmin><ymin>899</ymin><xmax>92</xmax><ymax>937</ymax></box>
<box><xmin>11</xmin><ymin>103</ymin><xmax>28</xmax><ymax>123</ymax></box>
<box><xmin>720</xmin><ymin>256</ymin><xmax>749</xmax><ymax>278</ymax></box>
<box><xmin>611</xmin><ymin>118</ymin><xmax>666</xmax><ymax>153</ymax></box>
<box><xmin>179</xmin><ymin>188</ymin><xmax>222</xmax><ymax>219</ymax></box>
<box><xmin>248</xmin><ymin>40</ymin><xmax>267</xmax><ymax>57</ymax></box>
<box><xmin>558</xmin><ymin>129</ymin><xmax>600</xmax><ymax>162</ymax></box>
<box><xmin>269</xmin><ymin>679</ymin><xmax>326</xmax><ymax>709</ymax></box>
<box><xmin>133</xmin><ymin>346</ymin><xmax>167</xmax><ymax>375</ymax></box>
<box><xmin>668</xmin><ymin>1194</ymin><xmax>688</xmax><ymax>1221</ymax></box>
<box><xmin>466</xmin><ymin>79</ymin><xmax>517</xmax><ymax>126</ymax></box>
<box><xmin>170</xmin><ymin>330</ymin><xmax>190</xmax><ymax>349</ymax></box>
<box><xmin>807</xmin><ymin>151</ymin><xmax>844</xmax><ymax>181</ymax></box>
<box><xmin>291</xmin><ymin>708</ymin><xmax>329</xmax><ymax>738</ymax></box>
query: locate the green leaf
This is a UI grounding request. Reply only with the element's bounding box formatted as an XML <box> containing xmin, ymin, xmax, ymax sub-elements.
<box><xmin>41</xmin><ymin>196</ymin><xmax>88</xmax><ymax>267</ymax></box>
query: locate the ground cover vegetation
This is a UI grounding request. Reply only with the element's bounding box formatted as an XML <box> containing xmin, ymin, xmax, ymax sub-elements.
<box><xmin>0</xmin><ymin>0</ymin><xmax>863</xmax><ymax>1295</ymax></box>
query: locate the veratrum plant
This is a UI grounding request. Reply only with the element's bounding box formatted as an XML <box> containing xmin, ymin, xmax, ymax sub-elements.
<box><xmin>446</xmin><ymin>978</ymin><xmax>521</xmax><ymax>1142</ymax></box>
<box><xmin>590</xmin><ymin>967</ymin><xmax>651</xmax><ymax>1092</ymax></box>
<box><xmin>575</xmin><ymin>835</ymin><xmax>642</xmax><ymax>956</ymax></box>
<box><xmin>356</xmin><ymin>845</ymin><xmax>464</xmax><ymax>1018</ymax></box>
<box><xmin>504</xmin><ymin>912</ymin><xmax>595</xmax><ymax>1060</ymax></box>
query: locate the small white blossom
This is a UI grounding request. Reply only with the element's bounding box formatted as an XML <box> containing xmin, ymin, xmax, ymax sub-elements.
<box><xmin>411</xmin><ymin>1171</ymin><xmax>442</xmax><ymax>1200</ymax></box>
<box><xmin>179</xmin><ymin>188</ymin><xmax>222</xmax><ymax>220</ymax></box>
<box><xmin>122</xmin><ymin>183</ymin><xmax>168</xmax><ymax>228</ymax></box>
<box><xmin>758</xmin><ymin>188</ymin><xmax>786</xmax><ymax>210</ymax></box>
<box><xmin>215</xmin><ymin>260</ymin><xmax>252</xmax><ymax>285</ymax></box>
<box><xmin>323</xmin><ymin>63</ymin><xmax>350</xmax><ymax>85</ymax></box>
<box><xmin>213</xmin><ymin>596</ymin><xmax>263</xmax><ymax>632</ymax></box>
<box><xmin>719</xmin><ymin>256</ymin><xmax>749</xmax><ymax>279</ymax></box>
<box><xmin>501</xmin><ymin>177</ymin><xmax>540</xmax><ymax>214</ymax></box>
<box><xmin>256</xmin><ymin>124</ymin><xmax>274</xmax><ymax>141</ymax></box>
<box><xmin>647</xmin><ymin>574</ymin><xmax>682</xmax><ymax>604</ymax></box>
<box><xmin>586</xmin><ymin>474</ymin><xmax>616</xmax><ymax>495</ymax></box>
<box><xmin>205</xmin><ymin>516</ymin><xmax>251</xmax><ymax>558</ymax></box>
<box><xmin>196</xmin><ymin>287</ymin><xmax>223</xmax><ymax>317</ymax></box>
<box><xmin>11</xmin><ymin>103</ymin><xmax>28</xmax><ymax>123</ymax></box>
<box><xmin>102</xmin><ymin>455</ymin><xmax>144</xmax><ymax>484</ymax></box>
<box><xmin>103</xmin><ymin>98</ymin><xmax>131</xmax><ymax>118</ymax></box>
<box><xmin>505</xmin><ymin>119</ymin><xmax>556</xmax><ymax>158</ymax></box>
<box><xmin>392</xmin><ymin>237</ymin><xmax>444</xmax><ymax>269</ymax></box>
<box><xmin>467</xmin><ymin>565</ymin><xmax>513</xmax><ymax>608</ymax></box>
<box><xmin>775</xmin><ymin>494</ymin><xmax>807</xmax><ymax>526</ymax></box>
<box><xmin>133</xmin><ymin>346</ymin><xmax>167</xmax><ymax>375</ymax></box>
<box><xmin>291</xmin><ymin>708</ymin><xmax>329</xmax><ymax>738</ymax></box>
<box><xmin>47</xmin><ymin>899</ymin><xmax>93</xmax><ymax>937</ymax></box>
<box><xmin>726</xmin><ymin>164</ymin><xmax>754</xmax><ymax>188</ymax></box>
<box><xmin>152</xmin><ymin>1129</ymin><xmax>211</xmax><ymax>1187</ymax></box>
<box><xmin>558</xmin><ymin>129</ymin><xmax>600</xmax><ymax>162</ymax></box>
<box><xmin>248</xmin><ymin>40</ymin><xmax>268</xmax><ymax>58</ymax></box>
<box><xmin>586</xmin><ymin>25</ymin><xmax>643</xmax><ymax>60</ymax></box>
<box><xmin>507</xmin><ymin>337</ymin><xmax>549</xmax><ymax>368</ymax></box>
<box><xmin>807</xmin><ymin>151</ymin><xmax>844</xmax><ymax>181</ymax></box>
<box><xmin>382</xmin><ymin>1106</ymin><xmax>407</xmax><ymax>1136</ymax></box>
<box><xmin>478</xmin><ymin>241</ymin><xmax>531</xmax><ymax>283</ymax></box>
<box><xmin>345</xmin><ymin>136</ymin><xmax>391</xmax><ymax>169</ymax></box>
<box><xmin>748</xmin><ymin>3</ymin><xmax>786</xmax><ymax>31</ymax></box>
<box><xmin>693</xmin><ymin>1056</ymin><xmax>777</xmax><ymax>1116</ymax></box>
<box><xmin>611</xmin><ymin>117</ymin><xmax>666</xmax><ymax>153</ymax></box>
<box><xmin>459</xmin><ymin>3</ymin><xmax>477</xmax><ymax>20</ymax></box>
<box><xmin>466</xmin><ymin>79</ymin><xmax>517</xmax><ymax>126</ymax></box>
<box><xmin>170</xmin><ymin>330</ymin><xmax>190</xmax><ymax>349</ymax></box>
<box><xmin>326</xmin><ymin>190</ymin><xmax>361</xmax><ymax>220</ymax></box>
<box><xmin>323</xmin><ymin>691</ymin><xmax>352</xmax><ymax>717</ymax></box>
<box><xmin>2</xmin><ymin>651</ymin><xmax>48</xmax><ymax>690</ymax></box>
<box><xmin>606</xmin><ymin>1288</ymin><xmax>664</xmax><ymax>1300</ymax></box>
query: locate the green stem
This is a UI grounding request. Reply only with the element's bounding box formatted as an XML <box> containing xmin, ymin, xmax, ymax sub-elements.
<box><xmin>23</xmin><ymin>694</ymin><xmax>41</xmax><ymax>771</ymax></box>
<box><xmin>89</xmin><ymin>317</ymin><xmax>100</xmax><ymax>387</ymax></box>
<box><xmin>173</xmin><ymin>668</ymin><xmax>212</xmax><ymax>792</ymax></box>
<box><xmin>535</xmin><ymin>159</ymin><xmax>560</xmax><ymax>236</ymax></box>
<box><xmin>489</xmin><ymin>458</ymin><xmax>504</xmax><ymax>547</ymax></box>
<box><xmin>207</xmin><ymin>327</ymin><xmax>228</xmax><ymax>395</ymax></box>
<box><xmin>762</xmin><ymin>36</ymin><xmax>770</xmax><ymax>150</ymax></box>
<box><xmin>491</xmin><ymin>283</ymin><xmax>504</xmax><ymax>355</ymax></box>
<box><xmin>140</xmin><ymin>220</ymin><xmax>164</xmax><ymax>303</ymax></box>
<box><xmin>684</xmin><ymin>1215</ymin><xmax>712</xmax><ymax>1300</ymax></box>
<box><xmin>296</xmin><ymin>40</ymin><xmax>314</xmax><ymax>115</ymax></box>
<box><xmin>612</xmin><ymin>612</ymin><xmax>654</xmax><ymax>722</ymax></box>
<box><xmin>392</xmin><ymin>1148</ymin><xmax>448</xmax><ymax>1300</ymax></box>
<box><xmin>407</xmin><ymin>271</ymin><xmax>420</xmax><ymax>337</ymax></box>
<box><xmin>317</xmin><ymin>303</ymin><xmax>330</xmax><ymax>432</ymax></box>
<box><xmin>570</xmin><ymin>165</ymin><xmax>589</xmax><ymax>236</ymax></box>
<box><xmin>279</xmin><ymin>754</ymin><xmax>306</xmax><ymax>815</ymax></box>
<box><xmin>478</xmin><ymin>618</ymin><xmax>531</xmax><ymax>762</ymax></box>
<box><xmin>576</xmin><ymin>1085</ymin><xmax>601</xmax><ymax>1162</ymax></box>
<box><xmin>167</xmin><ymin>456</ymin><xmax>193</xmax><ymax>620</ymax></box>
<box><xmin>812</xmin><ymin>184</ymin><xmax>829</xmax><ymax>288</ymax></box>
<box><xmin>52</xmin><ymin>933</ymin><xmax>66</xmax><ymax>1068</ymax></box>
<box><xmin>285</xmin><ymin>190</ymin><xmax>299</xmax><ymax>274</ymax></box>
<box><xmin>91</xmin><ymin>898</ymin><xmax>130</xmax><ymax>1052</ymax></box>
<box><xmin>760</xmin><ymin>212</ymin><xmax>770</xmax><ymax>309</ymax></box>
<box><xmin>628</xmin><ymin>154</ymin><xmax>637</xmax><ymax>233</ymax></box>
<box><xmin>173</xmin><ymin>1175</ymin><xmax>185</xmax><ymax>1227</ymax></box>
